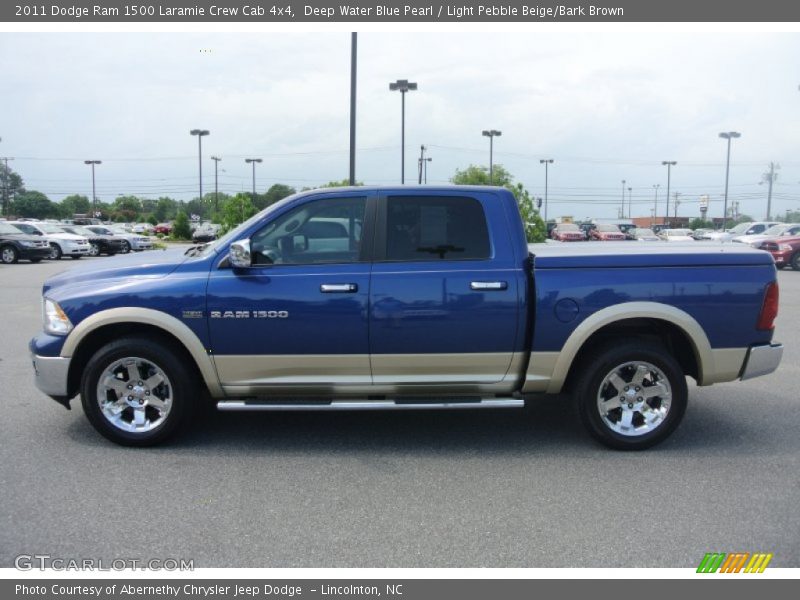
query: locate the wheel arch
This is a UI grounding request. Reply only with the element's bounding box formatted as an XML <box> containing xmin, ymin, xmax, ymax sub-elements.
<box><xmin>542</xmin><ymin>302</ymin><xmax>715</xmax><ymax>394</ymax></box>
<box><xmin>62</xmin><ymin>308</ymin><xmax>222</xmax><ymax>399</ymax></box>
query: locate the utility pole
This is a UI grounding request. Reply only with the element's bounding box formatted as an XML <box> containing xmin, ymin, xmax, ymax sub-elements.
<box><xmin>1</xmin><ymin>156</ymin><xmax>13</xmax><ymax>216</ymax></box>
<box><xmin>84</xmin><ymin>160</ymin><xmax>102</xmax><ymax>217</ymax></box>
<box><xmin>653</xmin><ymin>184</ymin><xmax>661</xmax><ymax>227</ymax></box>
<box><xmin>621</xmin><ymin>179</ymin><xmax>626</xmax><ymax>219</ymax></box>
<box><xmin>627</xmin><ymin>186</ymin><xmax>632</xmax><ymax>219</ymax></box>
<box><xmin>674</xmin><ymin>192</ymin><xmax>681</xmax><ymax>219</ymax></box>
<box><xmin>662</xmin><ymin>161</ymin><xmax>677</xmax><ymax>225</ymax></box>
<box><xmin>418</xmin><ymin>145</ymin><xmax>426</xmax><ymax>185</ymax></box>
<box><xmin>349</xmin><ymin>33</ymin><xmax>357</xmax><ymax>186</ymax></box>
<box><xmin>760</xmin><ymin>162</ymin><xmax>779</xmax><ymax>220</ymax></box>
<box><xmin>540</xmin><ymin>159</ymin><xmax>554</xmax><ymax>222</ymax></box>
<box><xmin>211</xmin><ymin>156</ymin><xmax>222</xmax><ymax>215</ymax></box>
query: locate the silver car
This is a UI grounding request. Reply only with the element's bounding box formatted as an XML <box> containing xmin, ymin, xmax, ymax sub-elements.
<box><xmin>86</xmin><ymin>225</ymin><xmax>153</xmax><ymax>253</ymax></box>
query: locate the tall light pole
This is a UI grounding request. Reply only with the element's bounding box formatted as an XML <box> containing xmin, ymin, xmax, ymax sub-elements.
<box><xmin>627</xmin><ymin>186</ymin><xmax>632</xmax><ymax>219</ymax></box>
<box><xmin>83</xmin><ymin>160</ymin><xmax>101</xmax><ymax>217</ymax></box>
<box><xmin>540</xmin><ymin>159</ymin><xmax>554</xmax><ymax>222</ymax></box>
<box><xmin>418</xmin><ymin>145</ymin><xmax>427</xmax><ymax>185</ymax></box>
<box><xmin>652</xmin><ymin>184</ymin><xmax>661</xmax><ymax>227</ymax></box>
<box><xmin>423</xmin><ymin>157</ymin><xmax>431</xmax><ymax>184</ymax></box>
<box><xmin>621</xmin><ymin>179</ymin><xmax>626</xmax><ymax>219</ymax></box>
<box><xmin>1</xmin><ymin>155</ymin><xmax>14</xmax><ymax>217</ymax></box>
<box><xmin>674</xmin><ymin>192</ymin><xmax>681</xmax><ymax>219</ymax></box>
<box><xmin>245</xmin><ymin>158</ymin><xmax>262</xmax><ymax>202</ymax></box>
<box><xmin>389</xmin><ymin>79</ymin><xmax>417</xmax><ymax>184</ymax></box>
<box><xmin>662</xmin><ymin>161</ymin><xmax>677</xmax><ymax>225</ymax></box>
<box><xmin>190</xmin><ymin>129</ymin><xmax>209</xmax><ymax>206</ymax></box>
<box><xmin>760</xmin><ymin>162</ymin><xmax>779</xmax><ymax>220</ymax></box>
<box><xmin>211</xmin><ymin>156</ymin><xmax>222</xmax><ymax>215</ymax></box>
<box><xmin>719</xmin><ymin>131</ymin><xmax>741</xmax><ymax>228</ymax></box>
<box><xmin>349</xmin><ymin>32</ymin><xmax>357</xmax><ymax>186</ymax></box>
<box><xmin>482</xmin><ymin>130</ymin><xmax>502</xmax><ymax>183</ymax></box>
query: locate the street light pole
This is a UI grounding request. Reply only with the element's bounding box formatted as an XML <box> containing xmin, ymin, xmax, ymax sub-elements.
<box><xmin>1</xmin><ymin>156</ymin><xmax>14</xmax><ymax>217</ymax></box>
<box><xmin>349</xmin><ymin>32</ymin><xmax>357</xmax><ymax>186</ymax></box>
<box><xmin>627</xmin><ymin>186</ymin><xmax>632</xmax><ymax>219</ymax></box>
<box><xmin>211</xmin><ymin>156</ymin><xmax>222</xmax><ymax>215</ymax></box>
<box><xmin>652</xmin><ymin>184</ymin><xmax>660</xmax><ymax>227</ymax></box>
<box><xmin>423</xmin><ymin>157</ymin><xmax>431</xmax><ymax>184</ymax></box>
<box><xmin>190</xmin><ymin>129</ymin><xmax>209</xmax><ymax>206</ymax></box>
<box><xmin>621</xmin><ymin>179</ymin><xmax>626</xmax><ymax>219</ymax></box>
<box><xmin>482</xmin><ymin>130</ymin><xmax>502</xmax><ymax>183</ymax></box>
<box><xmin>540</xmin><ymin>159</ymin><xmax>554</xmax><ymax>222</ymax></box>
<box><xmin>662</xmin><ymin>161</ymin><xmax>677</xmax><ymax>225</ymax></box>
<box><xmin>719</xmin><ymin>131</ymin><xmax>741</xmax><ymax>228</ymax></box>
<box><xmin>245</xmin><ymin>158</ymin><xmax>263</xmax><ymax>203</ymax></box>
<box><xmin>84</xmin><ymin>160</ymin><xmax>101</xmax><ymax>217</ymax></box>
<box><xmin>389</xmin><ymin>79</ymin><xmax>417</xmax><ymax>184</ymax></box>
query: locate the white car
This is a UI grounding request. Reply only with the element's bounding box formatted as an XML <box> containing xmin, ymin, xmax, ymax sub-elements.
<box><xmin>9</xmin><ymin>221</ymin><xmax>91</xmax><ymax>260</ymax></box>
<box><xmin>732</xmin><ymin>223</ymin><xmax>800</xmax><ymax>246</ymax></box>
<box><xmin>85</xmin><ymin>225</ymin><xmax>153</xmax><ymax>252</ymax></box>
<box><xmin>659</xmin><ymin>228</ymin><xmax>695</xmax><ymax>242</ymax></box>
<box><xmin>701</xmin><ymin>221</ymin><xmax>782</xmax><ymax>242</ymax></box>
<box><xmin>131</xmin><ymin>222</ymin><xmax>154</xmax><ymax>235</ymax></box>
<box><xmin>630</xmin><ymin>228</ymin><xmax>660</xmax><ymax>242</ymax></box>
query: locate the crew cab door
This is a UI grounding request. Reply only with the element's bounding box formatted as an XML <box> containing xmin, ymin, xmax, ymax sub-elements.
<box><xmin>207</xmin><ymin>191</ymin><xmax>376</xmax><ymax>394</ymax></box>
<box><xmin>368</xmin><ymin>191</ymin><xmax>523</xmax><ymax>389</ymax></box>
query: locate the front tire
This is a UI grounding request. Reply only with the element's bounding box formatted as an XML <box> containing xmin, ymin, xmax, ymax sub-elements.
<box><xmin>574</xmin><ymin>341</ymin><xmax>688</xmax><ymax>450</ymax></box>
<box><xmin>120</xmin><ymin>240</ymin><xmax>131</xmax><ymax>254</ymax></box>
<box><xmin>80</xmin><ymin>337</ymin><xmax>196</xmax><ymax>446</ymax></box>
<box><xmin>1</xmin><ymin>245</ymin><xmax>18</xmax><ymax>264</ymax></box>
<box><xmin>88</xmin><ymin>243</ymin><xmax>100</xmax><ymax>257</ymax></box>
<box><xmin>49</xmin><ymin>243</ymin><xmax>62</xmax><ymax>260</ymax></box>
<box><xmin>791</xmin><ymin>252</ymin><xmax>800</xmax><ymax>271</ymax></box>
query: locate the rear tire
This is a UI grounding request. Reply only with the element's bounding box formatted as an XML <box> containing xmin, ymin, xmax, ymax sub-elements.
<box><xmin>574</xmin><ymin>341</ymin><xmax>688</xmax><ymax>450</ymax></box>
<box><xmin>791</xmin><ymin>252</ymin><xmax>800</xmax><ymax>271</ymax></box>
<box><xmin>120</xmin><ymin>240</ymin><xmax>131</xmax><ymax>253</ymax></box>
<box><xmin>80</xmin><ymin>336</ymin><xmax>196</xmax><ymax>446</ymax></box>
<box><xmin>1</xmin><ymin>245</ymin><xmax>18</xmax><ymax>264</ymax></box>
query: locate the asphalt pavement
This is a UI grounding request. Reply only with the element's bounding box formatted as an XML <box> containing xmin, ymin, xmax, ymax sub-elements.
<box><xmin>1</xmin><ymin>256</ymin><xmax>798</xmax><ymax>568</ymax></box>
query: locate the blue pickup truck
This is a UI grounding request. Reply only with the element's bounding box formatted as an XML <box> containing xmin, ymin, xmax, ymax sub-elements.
<box><xmin>30</xmin><ymin>186</ymin><xmax>783</xmax><ymax>449</ymax></box>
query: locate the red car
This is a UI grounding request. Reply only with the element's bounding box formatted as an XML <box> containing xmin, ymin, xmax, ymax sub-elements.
<box><xmin>551</xmin><ymin>223</ymin><xmax>585</xmax><ymax>241</ymax></box>
<box><xmin>591</xmin><ymin>224</ymin><xmax>627</xmax><ymax>241</ymax></box>
<box><xmin>759</xmin><ymin>235</ymin><xmax>800</xmax><ymax>270</ymax></box>
<box><xmin>154</xmin><ymin>222</ymin><xmax>172</xmax><ymax>235</ymax></box>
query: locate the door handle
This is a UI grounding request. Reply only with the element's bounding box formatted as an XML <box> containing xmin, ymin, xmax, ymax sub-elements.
<box><xmin>320</xmin><ymin>283</ymin><xmax>358</xmax><ymax>293</ymax></box>
<box><xmin>470</xmin><ymin>281</ymin><xmax>508</xmax><ymax>291</ymax></box>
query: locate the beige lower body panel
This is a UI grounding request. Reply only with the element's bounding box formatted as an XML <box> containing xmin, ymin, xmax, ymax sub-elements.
<box><xmin>701</xmin><ymin>348</ymin><xmax>748</xmax><ymax>385</ymax></box>
<box><xmin>215</xmin><ymin>352</ymin><xmax>522</xmax><ymax>398</ymax></box>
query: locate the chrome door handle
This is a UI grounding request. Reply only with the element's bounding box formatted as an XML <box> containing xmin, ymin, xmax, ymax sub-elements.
<box><xmin>470</xmin><ymin>281</ymin><xmax>508</xmax><ymax>291</ymax></box>
<box><xmin>320</xmin><ymin>283</ymin><xmax>358</xmax><ymax>293</ymax></box>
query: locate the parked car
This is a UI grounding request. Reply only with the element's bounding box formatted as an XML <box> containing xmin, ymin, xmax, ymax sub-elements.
<box><xmin>550</xmin><ymin>222</ymin><xmax>585</xmax><ymax>241</ymax></box>
<box><xmin>578</xmin><ymin>222</ymin><xmax>596</xmax><ymax>240</ymax></box>
<box><xmin>759</xmin><ymin>236</ymin><xmax>800</xmax><ymax>270</ymax></box>
<box><xmin>154</xmin><ymin>222</ymin><xmax>173</xmax><ymax>235</ymax></box>
<box><xmin>9</xmin><ymin>221</ymin><xmax>91</xmax><ymax>260</ymax></box>
<box><xmin>192</xmin><ymin>223</ymin><xmax>221</xmax><ymax>243</ymax></box>
<box><xmin>732</xmin><ymin>223</ymin><xmax>800</xmax><ymax>246</ymax></box>
<box><xmin>131</xmin><ymin>223</ymin><xmax>154</xmax><ymax>235</ymax></box>
<box><xmin>0</xmin><ymin>222</ymin><xmax>51</xmax><ymax>264</ymax></box>
<box><xmin>591</xmin><ymin>224</ymin><xmax>627</xmax><ymax>241</ymax></box>
<box><xmin>659</xmin><ymin>228</ymin><xmax>695</xmax><ymax>242</ymax></box>
<box><xmin>630</xmin><ymin>228</ymin><xmax>660</xmax><ymax>242</ymax></box>
<box><xmin>60</xmin><ymin>225</ymin><xmax>126</xmax><ymax>257</ymax></box>
<box><xmin>692</xmin><ymin>228</ymin><xmax>713</xmax><ymax>240</ymax></box>
<box><xmin>85</xmin><ymin>225</ymin><xmax>153</xmax><ymax>253</ymax></box>
<box><xmin>701</xmin><ymin>221</ymin><xmax>782</xmax><ymax>242</ymax></box>
<box><xmin>30</xmin><ymin>186</ymin><xmax>783</xmax><ymax>449</ymax></box>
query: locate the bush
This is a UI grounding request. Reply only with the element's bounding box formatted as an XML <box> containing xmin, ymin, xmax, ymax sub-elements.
<box><xmin>172</xmin><ymin>211</ymin><xmax>192</xmax><ymax>240</ymax></box>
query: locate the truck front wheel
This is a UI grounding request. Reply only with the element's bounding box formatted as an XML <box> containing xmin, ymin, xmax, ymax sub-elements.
<box><xmin>574</xmin><ymin>341</ymin><xmax>687</xmax><ymax>450</ymax></box>
<box><xmin>80</xmin><ymin>337</ymin><xmax>195</xmax><ymax>446</ymax></box>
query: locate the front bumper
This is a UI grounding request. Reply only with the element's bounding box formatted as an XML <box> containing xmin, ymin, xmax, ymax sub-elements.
<box><xmin>19</xmin><ymin>246</ymin><xmax>52</xmax><ymax>260</ymax></box>
<box><xmin>63</xmin><ymin>243</ymin><xmax>91</xmax><ymax>256</ymax></box>
<box><xmin>31</xmin><ymin>353</ymin><xmax>72</xmax><ymax>407</ymax></box>
<box><xmin>741</xmin><ymin>343</ymin><xmax>783</xmax><ymax>381</ymax></box>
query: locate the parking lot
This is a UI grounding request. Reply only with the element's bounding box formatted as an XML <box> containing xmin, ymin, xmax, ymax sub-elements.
<box><xmin>1</xmin><ymin>256</ymin><xmax>798</xmax><ymax>568</ymax></box>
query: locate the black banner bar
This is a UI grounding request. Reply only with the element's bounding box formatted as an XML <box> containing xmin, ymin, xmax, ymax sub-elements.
<box><xmin>4</xmin><ymin>0</ymin><xmax>800</xmax><ymax>22</ymax></box>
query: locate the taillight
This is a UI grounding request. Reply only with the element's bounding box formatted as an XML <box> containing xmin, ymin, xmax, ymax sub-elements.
<box><xmin>757</xmin><ymin>281</ymin><xmax>779</xmax><ymax>331</ymax></box>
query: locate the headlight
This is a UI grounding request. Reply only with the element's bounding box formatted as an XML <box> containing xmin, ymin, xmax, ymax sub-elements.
<box><xmin>43</xmin><ymin>298</ymin><xmax>73</xmax><ymax>336</ymax></box>
<box><xmin>779</xmin><ymin>244</ymin><xmax>792</xmax><ymax>251</ymax></box>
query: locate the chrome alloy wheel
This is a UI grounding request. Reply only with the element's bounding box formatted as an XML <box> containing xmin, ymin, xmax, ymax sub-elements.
<box><xmin>96</xmin><ymin>356</ymin><xmax>173</xmax><ymax>433</ymax></box>
<box><xmin>596</xmin><ymin>361</ymin><xmax>672</xmax><ymax>437</ymax></box>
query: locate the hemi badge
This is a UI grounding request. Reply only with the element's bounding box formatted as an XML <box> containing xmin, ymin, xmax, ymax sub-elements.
<box><xmin>182</xmin><ymin>310</ymin><xmax>204</xmax><ymax>319</ymax></box>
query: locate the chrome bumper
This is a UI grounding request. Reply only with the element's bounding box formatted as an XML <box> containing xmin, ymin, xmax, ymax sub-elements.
<box><xmin>740</xmin><ymin>343</ymin><xmax>783</xmax><ymax>381</ymax></box>
<box><xmin>31</xmin><ymin>353</ymin><xmax>71</xmax><ymax>397</ymax></box>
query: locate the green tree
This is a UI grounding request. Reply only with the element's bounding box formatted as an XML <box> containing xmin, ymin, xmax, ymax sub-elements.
<box><xmin>113</xmin><ymin>195</ymin><xmax>143</xmax><ymax>222</ymax></box>
<box><xmin>12</xmin><ymin>191</ymin><xmax>56</xmax><ymax>219</ymax></box>
<box><xmin>688</xmin><ymin>218</ymin><xmax>714</xmax><ymax>230</ymax></box>
<box><xmin>220</xmin><ymin>193</ymin><xmax>257</xmax><ymax>233</ymax></box>
<box><xmin>255</xmin><ymin>184</ymin><xmax>296</xmax><ymax>210</ymax></box>
<box><xmin>319</xmin><ymin>179</ymin><xmax>363</xmax><ymax>188</ymax></box>
<box><xmin>451</xmin><ymin>164</ymin><xmax>547</xmax><ymax>243</ymax></box>
<box><xmin>59</xmin><ymin>194</ymin><xmax>91</xmax><ymax>218</ymax></box>
<box><xmin>1</xmin><ymin>163</ymin><xmax>25</xmax><ymax>215</ymax></box>
<box><xmin>172</xmin><ymin>211</ymin><xmax>192</xmax><ymax>240</ymax></box>
<box><xmin>154</xmin><ymin>196</ymin><xmax>178</xmax><ymax>222</ymax></box>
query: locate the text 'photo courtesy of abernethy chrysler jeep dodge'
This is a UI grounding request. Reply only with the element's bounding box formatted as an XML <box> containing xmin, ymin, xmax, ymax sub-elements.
<box><xmin>29</xmin><ymin>186</ymin><xmax>783</xmax><ymax>449</ymax></box>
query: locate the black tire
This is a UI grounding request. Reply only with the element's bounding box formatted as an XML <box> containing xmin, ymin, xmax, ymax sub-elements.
<box><xmin>776</xmin><ymin>264</ymin><xmax>786</xmax><ymax>270</ymax></box>
<box><xmin>120</xmin><ymin>240</ymin><xmax>131</xmax><ymax>254</ymax></box>
<box><xmin>80</xmin><ymin>336</ymin><xmax>196</xmax><ymax>446</ymax></box>
<box><xmin>88</xmin><ymin>243</ymin><xmax>100</xmax><ymax>257</ymax></box>
<box><xmin>1</xmin><ymin>245</ymin><xmax>18</xmax><ymax>264</ymax></box>
<box><xmin>791</xmin><ymin>252</ymin><xmax>800</xmax><ymax>271</ymax></box>
<box><xmin>574</xmin><ymin>341</ymin><xmax>688</xmax><ymax>450</ymax></box>
<box><xmin>49</xmin><ymin>243</ymin><xmax>62</xmax><ymax>260</ymax></box>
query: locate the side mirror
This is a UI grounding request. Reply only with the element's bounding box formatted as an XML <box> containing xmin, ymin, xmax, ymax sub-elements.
<box><xmin>229</xmin><ymin>239</ymin><xmax>252</xmax><ymax>268</ymax></box>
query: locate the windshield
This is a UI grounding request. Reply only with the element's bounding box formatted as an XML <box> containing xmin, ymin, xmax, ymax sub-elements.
<box><xmin>0</xmin><ymin>223</ymin><xmax>22</xmax><ymax>235</ymax></box>
<box><xmin>40</xmin><ymin>224</ymin><xmax>67</xmax><ymax>234</ymax></box>
<box><xmin>197</xmin><ymin>192</ymin><xmax>305</xmax><ymax>257</ymax></box>
<box><xmin>666</xmin><ymin>230</ymin><xmax>691</xmax><ymax>236</ymax></box>
<box><xmin>729</xmin><ymin>223</ymin><xmax>752</xmax><ymax>234</ymax></box>
<box><xmin>66</xmin><ymin>226</ymin><xmax>94</xmax><ymax>236</ymax></box>
<box><xmin>762</xmin><ymin>224</ymin><xmax>786</xmax><ymax>236</ymax></box>
<box><xmin>597</xmin><ymin>224</ymin><xmax>620</xmax><ymax>232</ymax></box>
<box><xmin>88</xmin><ymin>226</ymin><xmax>112</xmax><ymax>235</ymax></box>
<box><xmin>636</xmin><ymin>229</ymin><xmax>655</xmax><ymax>236</ymax></box>
<box><xmin>558</xmin><ymin>223</ymin><xmax>579</xmax><ymax>231</ymax></box>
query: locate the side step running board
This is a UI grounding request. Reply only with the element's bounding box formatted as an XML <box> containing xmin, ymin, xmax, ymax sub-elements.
<box><xmin>217</xmin><ymin>398</ymin><xmax>524</xmax><ymax>411</ymax></box>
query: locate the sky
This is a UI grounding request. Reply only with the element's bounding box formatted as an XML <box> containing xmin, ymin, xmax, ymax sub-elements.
<box><xmin>1</xmin><ymin>31</ymin><xmax>799</xmax><ymax>221</ymax></box>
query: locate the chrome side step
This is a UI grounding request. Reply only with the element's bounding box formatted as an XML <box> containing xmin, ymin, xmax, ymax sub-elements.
<box><xmin>217</xmin><ymin>398</ymin><xmax>524</xmax><ymax>412</ymax></box>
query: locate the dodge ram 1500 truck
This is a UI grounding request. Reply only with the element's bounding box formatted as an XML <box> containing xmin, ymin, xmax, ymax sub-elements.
<box><xmin>30</xmin><ymin>186</ymin><xmax>783</xmax><ymax>449</ymax></box>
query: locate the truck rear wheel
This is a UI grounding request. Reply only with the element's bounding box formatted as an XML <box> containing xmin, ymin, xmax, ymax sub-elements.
<box><xmin>574</xmin><ymin>341</ymin><xmax>687</xmax><ymax>450</ymax></box>
<box><xmin>80</xmin><ymin>336</ymin><xmax>195</xmax><ymax>446</ymax></box>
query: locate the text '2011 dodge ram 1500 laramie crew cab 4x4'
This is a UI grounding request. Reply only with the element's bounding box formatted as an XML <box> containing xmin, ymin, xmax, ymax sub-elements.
<box><xmin>30</xmin><ymin>186</ymin><xmax>783</xmax><ymax>449</ymax></box>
